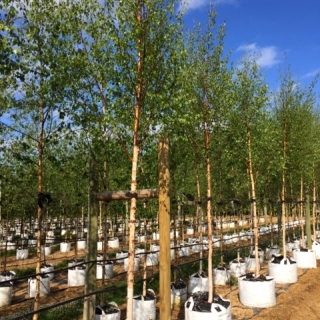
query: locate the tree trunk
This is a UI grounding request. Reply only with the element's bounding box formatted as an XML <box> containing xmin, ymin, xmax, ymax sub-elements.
<box><xmin>126</xmin><ymin>4</ymin><xmax>143</xmax><ymax>318</ymax></box>
<box><xmin>312</xmin><ymin>174</ymin><xmax>317</xmax><ymax>242</ymax></box>
<box><xmin>246</xmin><ymin>125</ymin><xmax>260</xmax><ymax>277</ymax></box>
<box><xmin>205</xmin><ymin>119</ymin><xmax>213</xmax><ymax>303</ymax></box>
<box><xmin>83</xmin><ymin>158</ymin><xmax>98</xmax><ymax>320</ymax></box>
<box><xmin>282</xmin><ymin>123</ymin><xmax>287</xmax><ymax>258</ymax></box>
<box><xmin>300</xmin><ymin>177</ymin><xmax>304</xmax><ymax>246</ymax></box>
<box><xmin>33</xmin><ymin>100</ymin><xmax>45</xmax><ymax>320</ymax></box>
<box><xmin>195</xmin><ymin>170</ymin><xmax>204</xmax><ymax>272</ymax></box>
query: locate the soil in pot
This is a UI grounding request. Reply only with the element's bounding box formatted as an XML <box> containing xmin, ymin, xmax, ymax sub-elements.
<box><xmin>185</xmin><ymin>291</ymin><xmax>231</xmax><ymax>320</ymax></box>
<box><xmin>95</xmin><ymin>303</ymin><xmax>121</xmax><ymax>320</ymax></box>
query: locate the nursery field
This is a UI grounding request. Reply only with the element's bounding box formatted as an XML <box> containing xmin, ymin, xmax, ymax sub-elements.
<box><xmin>0</xmin><ymin>220</ymin><xmax>319</xmax><ymax>320</ymax></box>
<box><xmin>171</xmin><ymin>260</ymin><xmax>320</xmax><ymax>320</ymax></box>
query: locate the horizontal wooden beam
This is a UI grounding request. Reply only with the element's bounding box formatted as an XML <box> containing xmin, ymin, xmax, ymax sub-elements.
<box><xmin>96</xmin><ymin>188</ymin><xmax>159</xmax><ymax>201</ymax></box>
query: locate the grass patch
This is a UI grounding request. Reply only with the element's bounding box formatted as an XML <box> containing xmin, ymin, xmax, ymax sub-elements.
<box><xmin>39</xmin><ymin>300</ymin><xmax>83</xmax><ymax>320</ymax></box>
<box><xmin>0</xmin><ymin>249</ymin><xmax>16</xmax><ymax>258</ymax></box>
<box><xmin>14</xmin><ymin>267</ymin><xmax>36</xmax><ymax>278</ymax></box>
<box><xmin>229</xmin><ymin>275</ymin><xmax>238</xmax><ymax>286</ymax></box>
<box><xmin>55</xmin><ymin>260</ymin><xmax>68</xmax><ymax>269</ymax></box>
<box><xmin>50</xmin><ymin>243</ymin><xmax>61</xmax><ymax>253</ymax></box>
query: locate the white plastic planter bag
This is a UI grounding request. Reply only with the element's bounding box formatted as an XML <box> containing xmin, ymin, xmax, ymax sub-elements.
<box><xmin>265</xmin><ymin>246</ymin><xmax>280</xmax><ymax>259</ymax></box>
<box><xmin>133</xmin><ymin>289</ymin><xmax>156</xmax><ymax>320</ymax></box>
<box><xmin>170</xmin><ymin>242</ymin><xmax>175</xmax><ymax>260</ymax></box>
<box><xmin>28</xmin><ymin>275</ymin><xmax>51</xmax><ymax>297</ymax></box>
<box><xmin>77</xmin><ymin>239</ymin><xmax>86</xmax><ymax>250</ymax></box>
<box><xmin>185</xmin><ymin>292</ymin><xmax>231</xmax><ymax>320</ymax></box>
<box><xmin>68</xmin><ymin>259</ymin><xmax>85</xmax><ymax>268</ymax></box>
<box><xmin>223</xmin><ymin>234</ymin><xmax>232</xmax><ymax>245</ymax></box>
<box><xmin>104</xmin><ymin>261</ymin><xmax>114</xmax><ymax>279</ymax></box>
<box><xmin>95</xmin><ymin>303</ymin><xmax>120</xmax><ymax>320</ymax></box>
<box><xmin>239</xmin><ymin>231</ymin><xmax>246</xmax><ymax>241</ymax></box>
<box><xmin>245</xmin><ymin>230</ymin><xmax>254</xmax><ymax>240</ymax></box>
<box><xmin>96</xmin><ymin>262</ymin><xmax>114</xmax><ymax>280</ymax></box>
<box><xmin>188</xmin><ymin>272</ymin><xmax>209</xmax><ymax>294</ymax></box>
<box><xmin>213</xmin><ymin>266</ymin><xmax>230</xmax><ymax>285</ymax></box>
<box><xmin>229</xmin><ymin>259</ymin><xmax>246</xmax><ymax>278</ymax></box>
<box><xmin>178</xmin><ymin>244</ymin><xmax>190</xmax><ymax>257</ymax></box>
<box><xmin>124</xmin><ymin>257</ymin><xmax>140</xmax><ymax>271</ymax></box>
<box><xmin>232</xmin><ymin>233</ymin><xmax>239</xmax><ymax>243</ymax></box>
<box><xmin>0</xmin><ymin>282</ymin><xmax>13</xmax><ymax>307</ymax></box>
<box><xmin>171</xmin><ymin>280</ymin><xmax>187</xmax><ymax>306</ymax></box>
<box><xmin>252</xmin><ymin>248</ymin><xmax>264</xmax><ymax>264</ymax></box>
<box><xmin>41</xmin><ymin>245</ymin><xmax>51</xmax><ymax>256</ymax></box>
<box><xmin>213</xmin><ymin>237</ymin><xmax>220</xmax><ymax>248</ymax></box>
<box><xmin>286</xmin><ymin>241</ymin><xmax>294</xmax><ymax>252</ymax></box>
<box><xmin>292</xmin><ymin>249</ymin><xmax>317</xmax><ymax>268</ymax></box>
<box><xmin>245</xmin><ymin>256</ymin><xmax>258</xmax><ymax>272</ymax></box>
<box><xmin>151</xmin><ymin>244</ymin><xmax>160</xmax><ymax>254</ymax></box>
<box><xmin>228</xmin><ymin>221</ymin><xmax>235</xmax><ymax>229</ymax></box>
<box><xmin>16</xmin><ymin>248</ymin><xmax>28</xmax><ymax>260</ymax></box>
<box><xmin>108</xmin><ymin>237</ymin><xmax>119</xmax><ymax>249</ymax></box>
<box><xmin>152</xmin><ymin>232</ymin><xmax>160</xmax><ymax>241</ymax></box>
<box><xmin>311</xmin><ymin>241</ymin><xmax>320</xmax><ymax>259</ymax></box>
<box><xmin>41</xmin><ymin>263</ymin><xmax>54</xmax><ymax>280</ymax></box>
<box><xmin>97</xmin><ymin>241</ymin><xmax>104</xmax><ymax>251</ymax></box>
<box><xmin>293</xmin><ymin>239</ymin><xmax>301</xmax><ymax>250</ymax></box>
<box><xmin>5</xmin><ymin>242</ymin><xmax>17</xmax><ymax>250</ymax></box>
<box><xmin>191</xmin><ymin>242</ymin><xmax>201</xmax><ymax>253</ymax></box>
<box><xmin>116</xmin><ymin>251</ymin><xmax>128</xmax><ymax>264</ymax></box>
<box><xmin>202</xmin><ymin>240</ymin><xmax>209</xmax><ymax>251</ymax></box>
<box><xmin>238</xmin><ymin>274</ymin><xmax>276</xmax><ymax>308</ymax></box>
<box><xmin>135</xmin><ymin>246</ymin><xmax>145</xmax><ymax>259</ymax></box>
<box><xmin>268</xmin><ymin>256</ymin><xmax>297</xmax><ymax>283</ymax></box>
<box><xmin>28</xmin><ymin>239</ymin><xmax>37</xmax><ymax>248</ymax></box>
<box><xmin>45</xmin><ymin>230</ymin><xmax>54</xmax><ymax>243</ymax></box>
<box><xmin>68</xmin><ymin>266</ymin><xmax>86</xmax><ymax>287</ymax></box>
<box><xmin>136</xmin><ymin>234</ymin><xmax>146</xmax><ymax>243</ymax></box>
<box><xmin>0</xmin><ymin>271</ymin><xmax>16</xmax><ymax>282</ymax></box>
<box><xmin>146</xmin><ymin>252</ymin><xmax>159</xmax><ymax>266</ymax></box>
<box><xmin>186</xmin><ymin>227</ymin><xmax>194</xmax><ymax>235</ymax></box>
<box><xmin>60</xmin><ymin>241</ymin><xmax>71</xmax><ymax>253</ymax></box>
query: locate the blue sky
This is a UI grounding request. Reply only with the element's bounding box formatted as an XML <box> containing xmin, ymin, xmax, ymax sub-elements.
<box><xmin>181</xmin><ymin>0</ymin><xmax>320</xmax><ymax>93</ymax></box>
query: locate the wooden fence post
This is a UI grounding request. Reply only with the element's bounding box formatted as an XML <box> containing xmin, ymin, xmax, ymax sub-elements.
<box><xmin>159</xmin><ymin>137</ymin><xmax>171</xmax><ymax>320</ymax></box>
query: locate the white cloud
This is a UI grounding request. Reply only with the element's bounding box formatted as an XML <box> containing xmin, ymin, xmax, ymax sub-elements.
<box><xmin>236</xmin><ymin>43</ymin><xmax>280</xmax><ymax>68</ymax></box>
<box><xmin>303</xmin><ymin>68</ymin><xmax>320</xmax><ymax>78</ymax></box>
<box><xmin>178</xmin><ymin>0</ymin><xmax>236</xmax><ymax>12</ymax></box>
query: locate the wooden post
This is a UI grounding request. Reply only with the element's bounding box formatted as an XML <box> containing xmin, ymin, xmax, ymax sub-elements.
<box><xmin>158</xmin><ymin>137</ymin><xmax>170</xmax><ymax>320</ymax></box>
<box><xmin>83</xmin><ymin>158</ymin><xmax>98</xmax><ymax>320</ymax></box>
